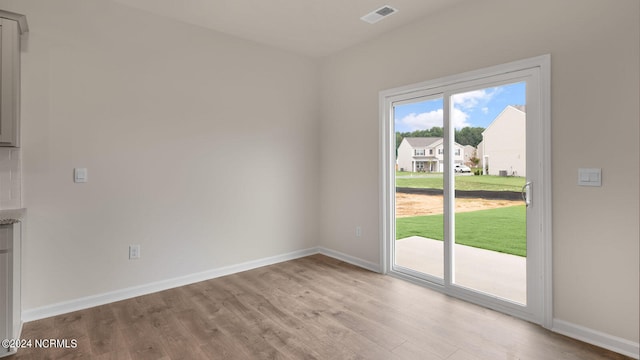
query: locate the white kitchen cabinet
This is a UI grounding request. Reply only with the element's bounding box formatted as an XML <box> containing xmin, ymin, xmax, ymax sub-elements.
<box><xmin>0</xmin><ymin>11</ymin><xmax>27</xmax><ymax>147</ymax></box>
<box><xmin>0</xmin><ymin>222</ymin><xmax>20</xmax><ymax>358</ymax></box>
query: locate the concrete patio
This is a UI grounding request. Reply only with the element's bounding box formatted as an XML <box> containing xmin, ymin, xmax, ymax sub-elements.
<box><xmin>395</xmin><ymin>236</ymin><xmax>526</xmax><ymax>304</ymax></box>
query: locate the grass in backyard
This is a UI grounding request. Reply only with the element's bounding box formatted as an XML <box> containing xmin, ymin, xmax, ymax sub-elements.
<box><xmin>395</xmin><ymin>205</ymin><xmax>526</xmax><ymax>257</ymax></box>
<box><xmin>396</xmin><ymin>174</ymin><xmax>526</xmax><ymax>192</ymax></box>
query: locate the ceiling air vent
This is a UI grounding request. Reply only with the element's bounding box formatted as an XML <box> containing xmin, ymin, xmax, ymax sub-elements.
<box><xmin>361</xmin><ymin>5</ymin><xmax>398</xmax><ymax>24</ymax></box>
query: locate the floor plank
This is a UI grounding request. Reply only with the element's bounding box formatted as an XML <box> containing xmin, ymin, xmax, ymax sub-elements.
<box><xmin>11</xmin><ymin>254</ymin><xmax>632</xmax><ymax>359</ymax></box>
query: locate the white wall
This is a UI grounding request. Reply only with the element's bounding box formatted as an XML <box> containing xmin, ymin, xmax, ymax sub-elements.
<box><xmin>320</xmin><ymin>0</ymin><xmax>639</xmax><ymax>347</ymax></box>
<box><xmin>0</xmin><ymin>0</ymin><xmax>637</xmax><ymax>355</ymax></box>
<box><xmin>0</xmin><ymin>148</ymin><xmax>20</xmax><ymax>208</ymax></box>
<box><xmin>0</xmin><ymin>0</ymin><xmax>321</xmax><ymax>310</ymax></box>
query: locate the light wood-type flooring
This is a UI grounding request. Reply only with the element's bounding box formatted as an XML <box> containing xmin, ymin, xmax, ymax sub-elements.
<box><xmin>12</xmin><ymin>255</ymin><xmax>631</xmax><ymax>359</ymax></box>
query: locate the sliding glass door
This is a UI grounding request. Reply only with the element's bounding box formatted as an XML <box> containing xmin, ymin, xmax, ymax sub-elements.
<box><xmin>382</xmin><ymin>56</ymin><xmax>551</xmax><ymax>325</ymax></box>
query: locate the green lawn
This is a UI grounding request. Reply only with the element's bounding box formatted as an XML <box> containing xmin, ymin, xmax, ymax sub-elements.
<box><xmin>396</xmin><ymin>205</ymin><xmax>526</xmax><ymax>257</ymax></box>
<box><xmin>396</xmin><ymin>173</ymin><xmax>525</xmax><ymax>192</ymax></box>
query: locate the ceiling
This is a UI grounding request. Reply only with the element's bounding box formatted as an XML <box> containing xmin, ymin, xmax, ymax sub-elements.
<box><xmin>110</xmin><ymin>0</ymin><xmax>465</xmax><ymax>58</ymax></box>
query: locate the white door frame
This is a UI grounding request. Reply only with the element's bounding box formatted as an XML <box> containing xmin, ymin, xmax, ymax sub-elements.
<box><xmin>379</xmin><ymin>55</ymin><xmax>552</xmax><ymax>328</ymax></box>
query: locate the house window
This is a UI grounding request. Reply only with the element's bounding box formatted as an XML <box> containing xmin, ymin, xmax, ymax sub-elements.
<box><xmin>438</xmin><ymin>148</ymin><xmax>443</xmax><ymax>155</ymax></box>
<box><xmin>455</xmin><ymin>149</ymin><xmax>461</xmax><ymax>156</ymax></box>
<box><xmin>415</xmin><ymin>149</ymin><xmax>425</xmax><ymax>156</ymax></box>
<box><xmin>429</xmin><ymin>149</ymin><xmax>434</xmax><ymax>155</ymax></box>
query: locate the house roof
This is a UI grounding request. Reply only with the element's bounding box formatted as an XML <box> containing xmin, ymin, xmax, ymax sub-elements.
<box><xmin>403</xmin><ymin>137</ymin><xmax>442</xmax><ymax>148</ymax></box>
<box><xmin>512</xmin><ymin>105</ymin><xmax>526</xmax><ymax>113</ymax></box>
<box><xmin>482</xmin><ymin>105</ymin><xmax>526</xmax><ymax>134</ymax></box>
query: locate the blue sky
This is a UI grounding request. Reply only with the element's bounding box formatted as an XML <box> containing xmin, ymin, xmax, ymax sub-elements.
<box><xmin>394</xmin><ymin>82</ymin><xmax>525</xmax><ymax>132</ymax></box>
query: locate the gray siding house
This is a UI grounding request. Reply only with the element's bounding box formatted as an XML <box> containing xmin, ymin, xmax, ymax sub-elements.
<box><xmin>397</xmin><ymin>137</ymin><xmax>466</xmax><ymax>172</ymax></box>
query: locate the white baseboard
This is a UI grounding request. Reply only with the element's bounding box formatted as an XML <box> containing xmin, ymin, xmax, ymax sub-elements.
<box><xmin>553</xmin><ymin>319</ymin><xmax>639</xmax><ymax>359</ymax></box>
<box><xmin>317</xmin><ymin>247</ymin><xmax>381</xmax><ymax>273</ymax></box>
<box><xmin>22</xmin><ymin>247</ymin><xmax>320</xmax><ymax>322</ymax></box>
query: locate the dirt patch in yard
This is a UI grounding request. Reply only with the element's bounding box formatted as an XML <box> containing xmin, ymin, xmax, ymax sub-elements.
<box><xmin>396</xmin><ymin>193</ymin><xmax>523</xmax><ymax>217</ymax></box>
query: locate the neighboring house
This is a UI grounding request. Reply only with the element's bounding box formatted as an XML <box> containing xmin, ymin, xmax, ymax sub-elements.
<box><xmin>463</xmin><ymin>145</ymin><xmax>476</xmax><ymax>166</ymax></box>
<box><xmin>397</xmin><ymin>137</ymin><xmax>465</xmax><ymax>172</ymax></box>
<box><xmin>480</xmin><ymin>105</ymin><xmax>526</xmax><ymax>176</ymax></box>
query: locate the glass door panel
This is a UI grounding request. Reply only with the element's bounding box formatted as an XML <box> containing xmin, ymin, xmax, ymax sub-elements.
<box><xmin>451</xmin><ymin>82</ymin><xmax>528</xmax><ymax>304</ymax></box>
<box><xmin>393</xmin><ymin>96</ymin><xmax>444</xmax><ymax>281</ymax></box>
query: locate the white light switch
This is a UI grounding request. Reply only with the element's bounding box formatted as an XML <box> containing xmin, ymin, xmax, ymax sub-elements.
<box><xmin>74</xmin><ymin>168</ymin><xmax>88</xmax><ymax>183</ymax></box>
<box><xmin>578</xmin><ymin>168</ymin><xmax>601</xmax><ymax>187</ymax></box>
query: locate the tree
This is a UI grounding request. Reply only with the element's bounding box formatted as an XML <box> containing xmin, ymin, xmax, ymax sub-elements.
<box><xmin>396</xmin><ymin>126</ymin><xmax>484</xmax><ymax>153</ymax></box>
<box><xmin>454</xmin><ymin>127</ymin><xmax>484</xmax><ymax>147</ymax></box>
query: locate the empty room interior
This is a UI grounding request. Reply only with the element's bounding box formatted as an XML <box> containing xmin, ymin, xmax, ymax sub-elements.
<box><xmin>0</xmin><ymin>0</ymin><xmax>638</xmax><ymax>359</ymax></box>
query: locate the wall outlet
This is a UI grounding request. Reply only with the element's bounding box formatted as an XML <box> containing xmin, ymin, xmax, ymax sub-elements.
<box><xmin>129</xmin><ymin>245</ymin><xmax>140</xmax><ymax>260</ymax></box>
<box><xmin>355</xmin><ymin>226</ymin><xmax>362</xmax><ymax>237</ymax></box>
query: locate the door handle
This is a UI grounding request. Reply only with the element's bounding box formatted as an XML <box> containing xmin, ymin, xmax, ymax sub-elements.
<box><xmin>521</xmin><ymin>182</ymin><xmax>532</xmax><ymax>207</ymax></box>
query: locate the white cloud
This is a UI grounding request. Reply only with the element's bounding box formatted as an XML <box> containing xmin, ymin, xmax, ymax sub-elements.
<box><xmin>451</xmin><ymin>107</ymin><xmax>471</xmax><ymax>129</ymax></box>
<box><xmin>397</xmin><ymin>86</ymin><xmax>505</xmax><ymax>131</ymax></box>
<box><xmin>398</xmin><ymin>107</ymin><xmax>471</xmax><ymax>131</ymax></box>
<box><xmin>397</xmin><ymin>109</ymin><xmax>443</xmax><ymax>131</ymax></box>
<box><xmin>451</xmin><ymin>87</ymin><xmax>501</xmax><ymax>129</ymax></box>
<box><xmin>452</xmin><ymin>89</ymin><xmax>495</xmax><ymax>109</ymax></box>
